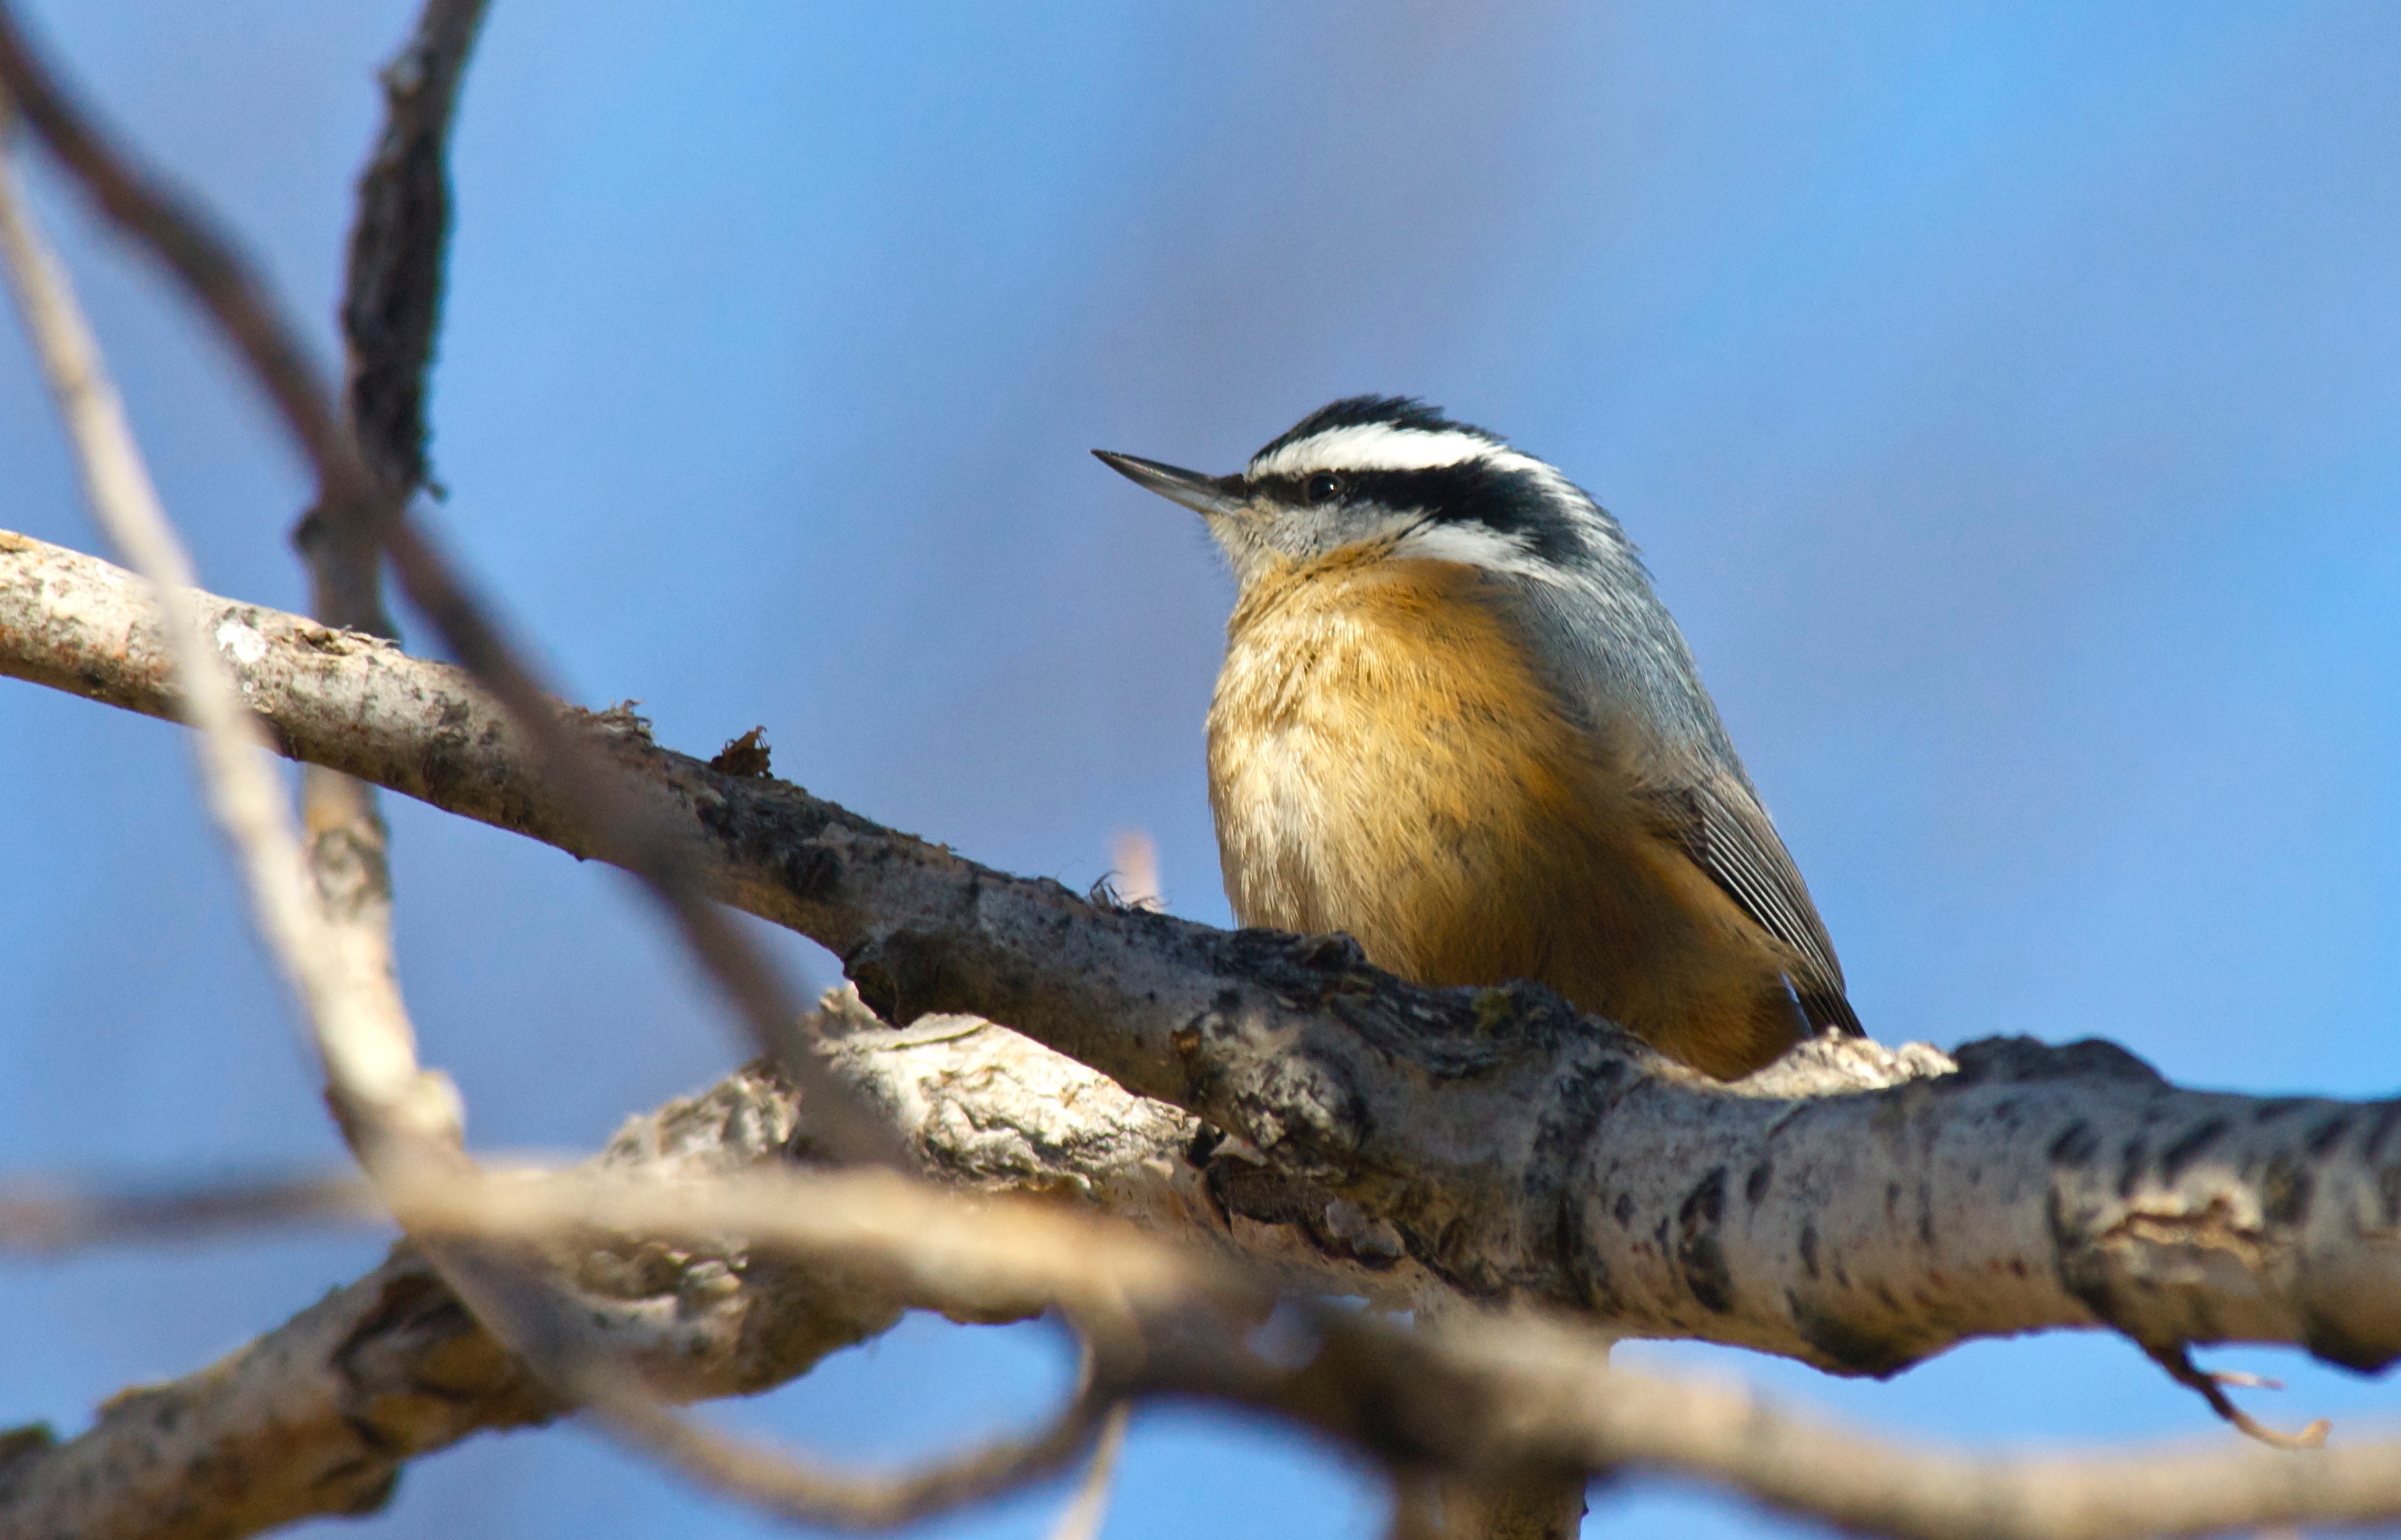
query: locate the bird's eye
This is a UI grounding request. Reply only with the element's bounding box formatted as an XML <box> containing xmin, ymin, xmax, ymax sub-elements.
<box><xmin>1304</xmin><ymin>472</ymin><xmax>1343</xmax><ymax>504</ymax></box>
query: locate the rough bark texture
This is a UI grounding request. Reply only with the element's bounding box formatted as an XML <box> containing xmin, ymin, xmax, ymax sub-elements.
<box><xmin>0</xmin><ymin>999</ymin><xmax>1218</xmax><ymax>1540</ymax></box>
<box><xmin>329</xmin><ymin>0</ymin><xmax>485</xmax><ymax>509</ymax></box>
<box><xmin>11</xmin><ymin>527</ymin><xmax>2401</xmax><ymax>1539</ymax></box>
<box><xmin>0</xmin><ymin>1252</ymin><xmax>535</xmax><ymax>1540</ymax></box>
<box><xmin>8</xmin><ymin>527</ymin><xmax>2401</xmax><ymax>1378</ymax></box>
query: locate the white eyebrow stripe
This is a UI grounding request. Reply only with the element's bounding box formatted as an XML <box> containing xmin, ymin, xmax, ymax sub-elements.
<box><xmin>1248</xmin><ymin>423</ymin><xmax>1498</xmax><ymax>477</ymax></box>
<box><xmin>1481</xmin><ymin>448</ymin><xmax>1589</xmax><ymax>509</ymax></box>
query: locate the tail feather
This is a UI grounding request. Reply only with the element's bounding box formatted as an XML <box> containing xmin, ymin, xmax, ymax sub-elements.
<box><xmin>1800</xmin><ymin>984</ymin><xmax>1863</xmax><ymax>1037</ymax></box>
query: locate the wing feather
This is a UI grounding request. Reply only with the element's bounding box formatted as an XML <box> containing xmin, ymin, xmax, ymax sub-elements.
<box><xmin>1643</xmin><ymin>778</ymin><xmax>1862</xmax><ymax>1036</ymax></box>
<box><xmin>1475</xmin><ymin>569</ymin><xmax>1862</xmax><ymax>1036</ymax></box>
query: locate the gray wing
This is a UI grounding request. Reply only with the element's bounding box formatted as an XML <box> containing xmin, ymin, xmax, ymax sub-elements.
<box><xmin>1480</xmin><ymin>562</ymin><xmax>1862</xmax><ymax>1033</ymax></box>
<box><xmin>1641</xmin><ymin>776</ymin><xmax>1862</xmax><ymax>1036</ymax></box>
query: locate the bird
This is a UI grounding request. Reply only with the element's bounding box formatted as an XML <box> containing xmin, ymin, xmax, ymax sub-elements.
<box><xmin>1094</xmin><ymin>396</ymin><xmax>1859</xmax><ymax>1079</ymax></box>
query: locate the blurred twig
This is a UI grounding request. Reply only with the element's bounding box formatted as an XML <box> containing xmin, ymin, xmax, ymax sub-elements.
<box><xmin>1046</xmin><ymin>1404</ymin><xmax>1130</xmax><ymax>1540</ymax></box>
<box><xmin>296</xmin><ymin>0</ymin><xmax>495</xmax><ymax>1174</ymax></box>
<box><xmin>301</xmin><ymin>0</ymin><xmax>491</xmax><ymax>1036</ymax></box>
<box><xmin>9</xmin><ymin>1155</ymin><xmax>2401</xmax><ymax>1540</ymax></box>
<box><xmin>0</xmin><ymin>58</ymin><xmax>1007</xmax><ymax>1536</ymax></box>
<box><xmin>1105</xmin><ymin>828</ymin><xmax>1162</xmax><ymax>912</ymax></box>
<box><xmin>0</xmin><ymin>0</ymin><xmax>899</xmax><ymax>1168</ymax></box>
<box><xmin>0</xmin><ymin>86</ymin><xmax>458</xmax><ymax>1151</ymax></box>
<box><xmin>0</xmin><ymin>1170</ymin><xmax>382</xmax><ymax>1251</ymax></box>
<box><xmin>574</xmin><ymin>1348</ymin><xmax>1122</xmax><ymax>1531</ymax></box>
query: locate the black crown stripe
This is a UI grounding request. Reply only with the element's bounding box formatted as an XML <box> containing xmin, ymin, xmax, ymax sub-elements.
<box><xmin>1247</xmin><ymin>396</ymin><xmax>1502</xmax><ymax>466</ymax></box>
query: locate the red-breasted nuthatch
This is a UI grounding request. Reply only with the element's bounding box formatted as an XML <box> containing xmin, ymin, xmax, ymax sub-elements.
<box><xmin>1097</xmin><ymin>397</ymin><xmax>1858</xmax><ymax>1079</ymax></box>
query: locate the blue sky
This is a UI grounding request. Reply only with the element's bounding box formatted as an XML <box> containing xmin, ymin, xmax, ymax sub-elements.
<box><xmin>4</xmin><ymin>4</ymin><xmax>2399</xmax><ymax>1536</ymax></box>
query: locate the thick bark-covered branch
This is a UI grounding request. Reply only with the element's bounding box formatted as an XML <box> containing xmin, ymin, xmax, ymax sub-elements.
<box><xmin>14</xmin><ymin>1021</ymin><xmax>2401</xmax><ymax>1540</ymax></box>
<box><xmin>0</xmin><ymin>1000</ymin><xmax>1255</xmax><ymax>1540</ymax></box>
<box><xmin>8</xmin><ymin>527</ymin><xmax>2401</xmax><ymax>1387</ymax></box>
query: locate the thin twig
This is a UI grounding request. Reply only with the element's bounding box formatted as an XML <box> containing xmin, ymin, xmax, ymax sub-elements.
<box><xmin>290</xmin><ymin>0</ymin><xmax>494</xmax><ymax>1220</ymax></box>
<box><xmin>327</xmin><ymin>0</ymin><xmax>489</xmax><ymax>519</ymax></box>
<box><xmin>0</xmin><ymin>1170</ymin><xmax>382</xmax><ymax>1250</ymax></box>
<box><xmin>1046</xmin><ymin>1403</ymin><xmax>1131</xmax><ymax>1540</ymax></box>
<box><xmin>2142</xmin><ymin>1342</ymin><xmax>2330</xmax><ymax>1451</ymax></box>
<box><xmin>0</xmin><ymin>100</ymin><xmax>454</xmax><ymax>1150</ymax></box>
<box><xmin>573</xmin><ymin>1359</ymin><xmax>1118</xmax><ymax>1531</ymax></box>
<box><xmin>0</xmin><ymin>0</ymin><xmax>900</xmax><ymax>1169</ymax></box>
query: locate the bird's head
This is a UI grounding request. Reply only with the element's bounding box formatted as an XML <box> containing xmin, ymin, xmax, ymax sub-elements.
<box><xmin>1096</xmin><ymin>396</ymin><xmax>1606</xmax><ymax>591</ymax></box>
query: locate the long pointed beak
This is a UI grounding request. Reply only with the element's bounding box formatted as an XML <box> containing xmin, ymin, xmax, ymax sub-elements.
<box><xmin>1092</xmin><ymin>450</ymin><xmax>1245</xmax><ymax>517</ymax></box>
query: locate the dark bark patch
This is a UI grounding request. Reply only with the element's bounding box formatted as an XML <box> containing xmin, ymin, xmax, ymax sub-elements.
<box><xmin>2159</xmin><ymin>1118</ymin><xmax>2229</xmax><ymax>1182</ymax></box>
<box><xmin>843</xmin><ymin>929</ymin><xmax>955</xmax><ymax>1026</ymax></box>
<box><xmin>2305</xmin><ymin>1114</ymin><xmax>2354</xmax><ymax>1158</ymax></box>
<box><xmin>2116</xmin><ymin>1138</ymin><xmax>2149</xmax><ymax>1198</ymax></box>
<box><xmin>2364</xmin><ymin>1101</ymin><xmax>2401</xmax><ymax>1162</ymax></box>
<box><xmin>1789</xmin><ymin>1300</ymin><xmax>1918</xmax><ymax>1377</ymax></box>
<box><xmin>1205</xmin><ymin>1160</ymin><xmax>1324</xmax><ymax>1234</ymax></box>
<box><xmin>1744</xmin><ymin>1161</ymin><xmax>1773</xmax><ymax>1206</ymax></box>
<box><xmin>1674</xmin><ymin>1167</ymin><xmax>1732</xmax><ymax>1313</ymax></box>
<box><xmin>779</xmin><ymin>845</ymin><xmax>841</xmax><ymax>903</ymax></box>
<box><xmin>2049</xmin><ymin>1120</ymin><xmax>2099</xmax><ymax>1168</ymax></box>
<box><xmin>1300</xmin><ymin>932</ymin><xmax>1367</xmax><ymax>971</ymax></box>
<box><xmin>1799</xmin><ymin>1220</ymin><xmax>1820</xmax><ymax>1281</ymax></box>
<box><xmin>2263</xmin><ymin>1153</ymin><xmax>2314</xmax><ymax>1229</ymax></box>
<box><xmin>2303</xmin><ymin>1306</ymin><xmax>2401</xmax><ymax>1374</ymax></box>
<box><xmin>2046</xmin><ymin>1188</ymin><xmax>2115</xmax><ymax>1324</ymax></box>
<box><xmin>1952</xmin><ymin>1036</ymin><xmax>2163</xmax><ymax>1086</ymax></box>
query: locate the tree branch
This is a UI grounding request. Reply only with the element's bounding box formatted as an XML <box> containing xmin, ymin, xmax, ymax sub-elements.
<box><xmin>6</xmin><ymin>527</ymin><xmax>2399</xmax><ymax>1387</ymax></box>
<box><xmin>0</xmin><ymin>1003</ymin><xmax>1231</xmax><ymax>1540</ymax></box>
<box><xmin>292</xmin><ymin>0</ymin><xmax>492</xmax><ymax>1108</ymax></box>
<box><xmin>14</xmin><ymin>1033</ymin><xmax>2401</xmax><ymax>1540</ymax></box>
<box><xmin>328</xmin><ymin>0</ymin><xmax>487</xmax><ymax>516</ymax></box>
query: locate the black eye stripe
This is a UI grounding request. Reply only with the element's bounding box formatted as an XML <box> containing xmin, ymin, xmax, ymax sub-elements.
<box><xmin>1243</xmin><ymin>461</ymin><xmax>1587</xmax><ymax>567</ymax></box>
<box><xmin>1248</xmin><ymin>464</ymin><xmax>1510</xmax><ymax>514</ymax></box>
